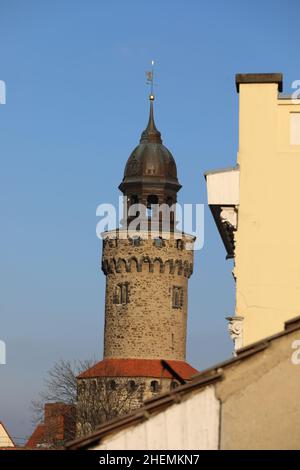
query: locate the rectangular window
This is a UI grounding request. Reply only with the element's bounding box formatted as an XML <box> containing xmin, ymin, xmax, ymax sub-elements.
<box><xmin>172</xmin><ymin>286</ymin><xmax>183</xmax><ymax>309</ymax></box>
<box><xmin>290</xmin><ymin>113</ymin><xmax>300</xmax><ymax>145</ymax></box>
<box><xmin>114</xmin><ymin>283</ymin><xmax>129</xmax><ymax>304</ymax></box>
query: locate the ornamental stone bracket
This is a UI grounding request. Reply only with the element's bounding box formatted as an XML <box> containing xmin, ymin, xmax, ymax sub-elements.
<box><xmin>226</xmin><ymin>316</ymin><xmax>244</xmax><ymax>354</ymax></box>
<box><xmin>220</xmin><ymin>205</ymin><xmax>238</xmax><ymax>259</ymax></box>
<box><xmin>205</xmin><ymin>166</ymin><xmax>240</xmax><ymax>260</ymax></box>
<box><xmin>220</xmin><ymin>206</ymin><xmax>238</xmax><ymax>230</ymax></box>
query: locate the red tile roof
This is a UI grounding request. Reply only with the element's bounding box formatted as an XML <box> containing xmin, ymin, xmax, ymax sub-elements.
<box><xmin>26</xmin><ymin>424</ymin><xmax>46</xmax><ymax>448</ymax></box>
<box><xmin>78</xmin><ymin>358</ymin><xmax>198</xmax><ymax>380</ymax></box>
<box><xmin>25</xmin><ymin>403</ymin><xmax>76</xmax><ymax>448</ymax></box>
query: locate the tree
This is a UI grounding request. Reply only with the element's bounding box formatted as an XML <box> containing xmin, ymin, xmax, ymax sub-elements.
<box><xmin>76</xmin><ymin>366</ymin><xmax>144</xmax><ymax>437</ymax></box>
<box><xmin>31</xmin><ymin>358</ymin><xmax>143</xmax><ymax>443</ymax></box>
<box><xmin>31</xmin><ymin>358</ymin><xmax>95</xmax><ymax>426</ymax></box>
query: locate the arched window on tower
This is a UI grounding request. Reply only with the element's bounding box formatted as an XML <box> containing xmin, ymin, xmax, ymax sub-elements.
<box><xmin>129</xmin><ymin>195</ymin><xmax>140</xmax><ymax>220</ymax></box>
<box><xmin>128</xmin><ymin>380</ymin><xmax>138</xmax><ymax>392</ymax></box>
<box><xmin>147</xmin><ymin>195</ymin><xmax>158</xmax><ymax>218</ymax></box>
<box><xmin>176</xmin><ymin>239</ymin><xmax>184</xmax><ymax>250</ymax></box>
<box><xmin>166</xmin><ymin>197</ymin><xmax>175</xmax><ymax>225</ymax></box>
<box><xmin>108</xmin><ymin>379</ymin><xmax>117</xmax><ymax>391</ymax></box>
<box><xmin>91</xmin><ymin>379</ymin><xmax>97</xmax><ymax>393</ymax></box>
<box><xmin>153</xmin><ymin>236</ymin><xmax>164</xmax><ymax>248</ymax></box>
<box><xmin>150</xmin><ymin>380</ymin><xmax>159</xmax><ymax>393</ymax></box>
<box><xmin>131</xmin><ymin>235</ymin><xmax>141</xmax><ymax>247</ymax></box>
<box><xmin>130</xmin><ymin>195</ymin><xmax>139</xmax><ymax>206</ymax></box>
<box><xmin>170</xmin><ymin>380</ymin><xmax>179</xmax><ymax>390</ymax></box>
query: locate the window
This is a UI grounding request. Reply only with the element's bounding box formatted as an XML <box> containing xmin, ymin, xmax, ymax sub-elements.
<box><xmin>113</xmin><ymin>283</ymin><xmax>129</xmax><ymax>304</ymax></box>
<box><xmin>147</xmin><ymin>195</ymin><xmax>158</xmax><ymax>218</ymax></box>
<box><xmin>176</xmin><ymin>239</ymin><xmax>184</xmax><ymax>250</ymax></box>
<box><xmin>290</xmin><ymin>113</ymin><xmax>300</xmax><ymax>145</ymax></box>
<box><xmin>91</xmin><ymin>379</ymin><xmax>97</xmax><ymax>393</ymax></box>
<box><xmin>130</xmin><ymin>195</ymin><xmax>139</xmax><ymax>205</ymax></box>
<box><xmin>170</xmin><ymin>381</ymin><xmax>179</xmax><ymax>390</ymax></box>
<box><xmin>131</xmin><ymin>236</ymin><xmax>141</xmax><ymax>247</ymax></box>
<box><xmin>108</xmin><ymin>380</ymin><xmax>117</xmax><ymax>391</ymax></box>
<box><xmin>172</xmin><ymin>286</ymin><xmax>184</xmax><ymax>309</ymax></box>
<box><xmin>150</xmin><ymin>380</ymin><xmax>159</xmax><ymax>393</ymax></box>
<box><xmin>129</xmin><ymin>195</ymin><xmax>140</xmax><ymax>219</ymax></box>
<box><xmin>108</xmin><ymin>238</ymin><xmax>117</xmax><ymax>248</ymax></box>
<box><xmin>128</xmin><ymin>380</ymin><xmax>138</xmax><ymax>392</ymax></box>
<box><xmin>153</xmin><ymin>237</ymin><xmax>164</xmax><ymax>248</ymax></box>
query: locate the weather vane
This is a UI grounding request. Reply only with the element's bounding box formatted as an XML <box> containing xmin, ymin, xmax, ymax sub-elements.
<box><xmin>146</xmin><ymin>60</ymin><xmax>156</xmax><ymax>100</ymax></box>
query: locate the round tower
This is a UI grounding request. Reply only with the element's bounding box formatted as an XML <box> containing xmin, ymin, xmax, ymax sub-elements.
<box><xmin>76</xmin><ymin>93</ymin><xmax>197</xmax><ymax>438</ymax></box>
<box><xmin>102</xmin><ymin>95</ymin><xmax>195</xmax><ymax>361</ymax></box>
<box><xmin>102</xmin><ymin>231</ymin><xmax>194</xmax><ymax>360</ymax></box>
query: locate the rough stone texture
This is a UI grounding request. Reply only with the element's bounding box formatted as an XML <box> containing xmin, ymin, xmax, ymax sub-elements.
<box><xmin>102</xmin><ymin>231</ymin><xmax>194</xmax><ymax>361</ymax></box>
<box><xmin>76</xmin><ymin>375</ymin><xmax>178</xmax><ymax>438</ymax></box>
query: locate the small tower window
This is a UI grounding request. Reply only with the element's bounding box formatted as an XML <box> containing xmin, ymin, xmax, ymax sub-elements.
<box><xmin>170</xmin><ymin>380</ymin><xmax>179</xmax><ymax>390</ymax></box>
<box><xmin>80</xmin><ymin>380</ymin><xmax>86</xmax><ymax>393</ymax></box>
<box><xmin>90</xmin><ymin>379</ymin><xmax>97</xmax><ymax>392</ymax></box>
<box><xmin>147</xmin><ymin>195</ymin><xmax>158</xmax><ymax>218</ymax></box>
<box><xmin>172</xmin><ymin>286</ymin><xmax>183</xmax><ymax>309</ymax></box>
<box><xmin>131</xmin><ymin>236</ymin><xmax>141</xmax><ymax>247</ymax></box>
<box><xmin>108</xmin><ymin>379</ymin><xmax>117</xmax><ymax>391</ymax></box>
<box><xmin>129</xmin><ymin>195</ymin><xmax>140</xmax><ymax>219</ymax></box>
<box><xmin>113</xmin><ymin>283</ymin><xmax>129</xmax><ymax>305</ymax></box>
<box><xmin>108</xmin><ymin>238</ymin><xmax>117</xmax><ymax>248</ymax></box>
<box><xmin>176</xmin><ymin>239</ymin><xmax>184</xmax><ymax>250</ymax></box>
<box><xmin>153</xmin><ymin>237</ymin><xmax>164</xmax><ymax>248</ymax></box>
<box><xmin>128</xmin><ymin>380</ymin><xmax>138</xmax><ymax>392</ymax></box>
<box><xmin>150</xmin><ymin>380</ymin><xmax>159</xmax><ymax>393</ymax></box>
<box><xmin>130</xmin><ymin>195</ymin><xmax>139</xmax><ymax>205</ymax></box>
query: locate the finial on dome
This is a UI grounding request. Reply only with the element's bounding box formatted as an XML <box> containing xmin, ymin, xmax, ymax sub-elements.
<box><xmin>146</xmin><ymin>60</ymin><xmax>155</xmax><ymax>99</ymax></box>
<box><xmin>142</xmin><ymin>60</ymin><xmax>161</xmax><ymax>143</ymax></box>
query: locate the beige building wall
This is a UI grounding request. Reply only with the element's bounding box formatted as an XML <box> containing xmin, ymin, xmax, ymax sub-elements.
<box><xmin>72</xmin><ymin>320</ymin><xmax>300</xmax><ymax>450</ymax></box>
<box><xmin>235</xmin><ymin>79</ymin><xmax>300</xmax><ymax>345</ymax></box>
<box><xmin>0</xmin><ymin>423</ymin><xmax>14</xmax><ymax>448</ymax></box>
<box><xmin>91</xmin><ymin>385</ymin><xmax>220</xmax><ymax>450</ymax></box>
<box><xmin>218</xmin><ymin>326</ymin><xmax>300</xmax><ymax>449</ymax></box>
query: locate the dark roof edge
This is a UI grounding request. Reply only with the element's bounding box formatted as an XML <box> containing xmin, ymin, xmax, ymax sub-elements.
<box><xmin>235</xmin><ymin>73</ymin><xmax>283</xmax><ymax>93</ymax></box>
<box><xmin>203</xmin><ymin>164</ymin><xmax>239</xmax><ymax>178</ymax></box>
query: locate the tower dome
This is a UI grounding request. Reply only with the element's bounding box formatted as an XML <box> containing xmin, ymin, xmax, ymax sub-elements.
<box><xmin>119</xmin><ymin>96</ymin><xmax>181</xmax><ymax>205</ymax></box>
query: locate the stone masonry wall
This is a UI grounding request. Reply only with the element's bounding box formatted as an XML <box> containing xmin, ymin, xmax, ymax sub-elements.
<box><xmin>76</xmin><ymin>375</ymin><xmax>179</xmax><ymax>437</ymax></box>
<box><xmin>102</xmin><ymin>231</ymin><xmax>194</xmax><ymax>361</ymax></box>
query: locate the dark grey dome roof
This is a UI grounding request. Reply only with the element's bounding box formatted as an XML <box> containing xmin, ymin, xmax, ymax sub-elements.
<box><xmin>120</xmin><ymin>99</ymin><xmax>180</xmax><ymax>189</ymax></box>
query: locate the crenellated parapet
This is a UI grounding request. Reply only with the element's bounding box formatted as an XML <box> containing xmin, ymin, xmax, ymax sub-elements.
<box><xmin>102</xmin><ymin>256</ymin><xmax>193</xmax><ymax>277</ymax></box>
<box><xmin>101</xmin><ymin>230</ymin><xmax>194</xmax><ymax>278</ymax></box>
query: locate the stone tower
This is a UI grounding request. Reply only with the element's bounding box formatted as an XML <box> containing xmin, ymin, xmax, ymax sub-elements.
<box><xmin>103</xmin><ymin>95</ymin><xmax>195</xmax><ymax>361</ymax></box>
<box><xmin>76</xmin><ymin>94</ymin><xmax>197</xmax><ymax>437</ymax></box>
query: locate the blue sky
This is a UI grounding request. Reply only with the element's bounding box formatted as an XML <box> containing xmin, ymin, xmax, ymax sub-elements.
<box><xmin>0</xmin><ymin>0</ymin><xmax>299</xmax><ymax>444</ymax></box>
